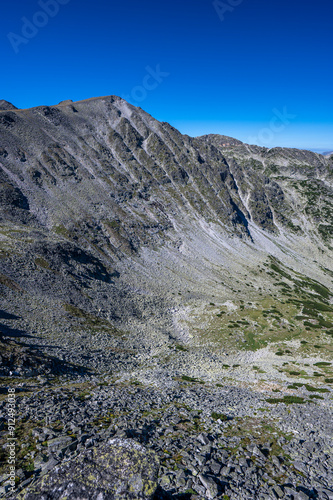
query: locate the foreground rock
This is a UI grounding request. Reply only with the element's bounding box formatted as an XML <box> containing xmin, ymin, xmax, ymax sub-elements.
<box><xmin>14</xmin><ymin>439</ymin><xmax>159</xmax><ymax>500</ymax></box>
<box><xmin>1</xmin><ymin>378</ymin><xmax>332</xmax><ymax>499</ymax></box>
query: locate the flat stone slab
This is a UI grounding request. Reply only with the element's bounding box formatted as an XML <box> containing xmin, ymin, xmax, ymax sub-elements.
<box><xmin>14</xmin><ymin>438</ymin><xmax>159</xmax><ymax>500</ymax></box>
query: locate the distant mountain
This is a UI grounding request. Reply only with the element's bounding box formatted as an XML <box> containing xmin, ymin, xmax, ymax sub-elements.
<box><xmin>323</xmin><ymin>150</ymin><xmax>333</xmax><ymax>156</ymax></box>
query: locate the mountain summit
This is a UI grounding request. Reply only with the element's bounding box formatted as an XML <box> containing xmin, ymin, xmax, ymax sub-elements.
<box><xmin>0</xmin><ymin>99</ymin><xmax>17</xmax><ymax>111</ymax></box>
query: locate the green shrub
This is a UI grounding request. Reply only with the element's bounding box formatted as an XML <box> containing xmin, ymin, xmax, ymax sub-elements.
<box><xmin>211</xmin><ymin>412</ymin><xmax>228</xmax><ymax>421</ymax></box>
<box><xmin>304</xmin><ymin>384</ymin><xmax>329</xmax><ymax>393</ymax></box>
<box><xmin>288</xmin><ymin>382</ymin><xmax>304</xmax><ymax>388</ymax></box>
<box><xmin>175</xmin><ymin>344</ymin><xmax>188</xmax><ymax>352</ymax></box>
<box><xmin>266</xmin><ymin>396</ymin><xmax>305</xmax><ymax>404</ymax></box>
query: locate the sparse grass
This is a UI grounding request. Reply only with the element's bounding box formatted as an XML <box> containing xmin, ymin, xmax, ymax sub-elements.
<box><xmin>92</xmin><ymin>411</ymin><xmax>114</xmax><ymax>428</ymax></box>
<box><xmin>0</xmin><ymin>418</ymin><xmax>46</xmax><ymax>481</ymax></box>
<box><xmin>35</xmin><ymin>257</ymin><xmax>51</xmax><ymax>269</ymax></box>
<box><xmin>0</xmin><ymin>273</ymin><xmax>22</xmax><ymax>291</ymax></box>
<box><xmin>53</xmin><ymin>224</ymin><xmax>70</xmax><ymax>238</ymax></box>
<box><xmin>62</xmin><ymin>303</ymin><xmax>122</xmax><ymax>335</ymax></box>
<box><xmin>222</xmin><ymin>415</ymin><xmax>293</xmax><ymax>471</ymax></box>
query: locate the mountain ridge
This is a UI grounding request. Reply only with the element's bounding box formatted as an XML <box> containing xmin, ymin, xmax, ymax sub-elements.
<box><xmin>1</xmin><ymin>94</ymin><xmax>333</xmax><ymax>498</ymax></box>
<box><xmin>1</xmin><ymin>96</ymin><xmax>333</xmax><ymax>355</ymax></box>
<box><xmin>1</xmin><ymin>95</ymin><xmax>331</xmax><ymax>157</ymax></box>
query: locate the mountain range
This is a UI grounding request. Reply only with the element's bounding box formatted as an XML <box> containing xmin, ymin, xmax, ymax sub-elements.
<box><xmin>1</xmin><ymin>95</ymin><xmax>333</xmax><ymax>498</ymax></box>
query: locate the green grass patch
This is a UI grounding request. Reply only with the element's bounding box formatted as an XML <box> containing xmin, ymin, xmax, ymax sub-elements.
<box><xmin>304</xmin><ymin>384</ymin><xmax>329</xmax><ymax>393</ymax></box>
<box><xmin>266</xmin><ymin>396</ymin><xmax>306</xmax><ymax>404</ymax></box>
<box><xmin>181</xmin><ymin>375</ymin><xmax>205</xmax><ymax>384</ymax></box>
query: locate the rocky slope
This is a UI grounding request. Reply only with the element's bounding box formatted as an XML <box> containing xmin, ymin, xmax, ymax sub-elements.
<box><xmin>1</xmin><ymin>96</ymin><xmax>333</xmax><ymax>498</ymax></box>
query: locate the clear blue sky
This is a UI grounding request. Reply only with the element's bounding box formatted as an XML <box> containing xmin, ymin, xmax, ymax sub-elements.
<box><xmin>1</xmin><ymin>0</ymin><xmax>332</xmax><ymax>151</ymax></box>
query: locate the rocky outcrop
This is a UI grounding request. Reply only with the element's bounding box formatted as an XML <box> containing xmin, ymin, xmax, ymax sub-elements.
<box><xmin>0</xmin><ymin>339</ymin><xmax>89</xmax><ymax>378</ymax></box>
<box><xmin>0</xmin><ymin>101</ymin><xmax>18</xmax><ymax>111</ymax></box>
<box><xmin>15</xmin><ymin>439</ymin><xmax>159</xmax><ymax>500</ymax></box>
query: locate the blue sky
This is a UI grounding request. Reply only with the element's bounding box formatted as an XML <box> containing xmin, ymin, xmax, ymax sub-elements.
<box><xmin>1</xmin><ymin>0</ymin><xmax>332</xmax><ymax>151</ymax></box>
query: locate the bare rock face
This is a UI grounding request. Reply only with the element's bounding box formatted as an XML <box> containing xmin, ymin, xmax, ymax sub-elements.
<box><xmin>0</xmin><ymin>100</ymin><xmax>17</xmax><ymax>111</ymax></box>
<box><xmin>15</xmin><ymin>439</ymin><xmax>159</xmax><ymax>500</ymax></box>
<box><xmin>0</xmin><ymin>94</ymin><xmax>332</xmax><ymax>383</ymax></box>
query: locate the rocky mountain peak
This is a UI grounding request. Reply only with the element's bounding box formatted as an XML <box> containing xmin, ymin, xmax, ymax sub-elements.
<box><xmin>0</xmin><ymin>99</ymin><xmax>18</xmax><ymax>111</ymax></box>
